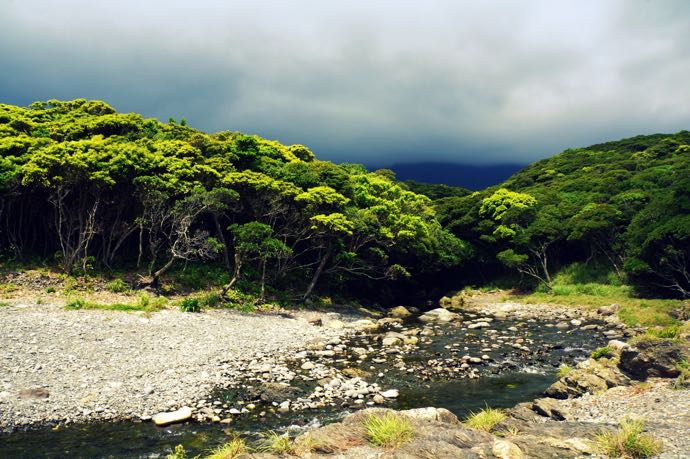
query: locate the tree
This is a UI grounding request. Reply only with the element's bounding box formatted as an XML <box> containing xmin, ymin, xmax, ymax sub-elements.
<box><xmin>222</xmin><ymin>222</ymin><xmax>291</xmax><ymax>301</ymax></box>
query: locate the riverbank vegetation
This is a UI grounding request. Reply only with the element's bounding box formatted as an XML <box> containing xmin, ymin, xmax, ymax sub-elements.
<box><xmin>1</xmin><ymin>99</ymin><xmax>689</xmax><ymax>310</ymax></box>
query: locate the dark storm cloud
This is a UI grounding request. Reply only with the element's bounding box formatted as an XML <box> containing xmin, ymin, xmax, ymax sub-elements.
<box><xmin>1</xmin><ymin>0</ymin><xmax>690</xmax><ymax>166</ymax></box>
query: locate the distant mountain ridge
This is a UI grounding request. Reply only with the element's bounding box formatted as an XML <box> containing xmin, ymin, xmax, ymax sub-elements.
<box><xmin>388</xmin><ymin>162</ymin><xmax>525</xmax><ymax>190</ymax></box>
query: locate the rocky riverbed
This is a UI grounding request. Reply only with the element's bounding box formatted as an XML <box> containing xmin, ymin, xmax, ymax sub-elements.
<box><xmin>0</xmin><ymin>300</ymin><xmax>355</xmax><ymax>430</ymax></box>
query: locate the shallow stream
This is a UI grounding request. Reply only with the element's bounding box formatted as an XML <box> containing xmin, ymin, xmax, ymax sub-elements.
<box><xmin>0</xmin><ymin>312</ymin><xmax>608</xmax><ymax>458</ymax></box>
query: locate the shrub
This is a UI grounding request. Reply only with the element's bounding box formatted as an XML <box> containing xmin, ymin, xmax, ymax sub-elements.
<box><xmin>591</xmin><ymin>346</ymin><xmax>614</xmax><ymax>360</ymax></box>
<box><xmin>199</xmin><ymin>291</ymin><xmax>223</xmax><ymax>308</ymax></box>
<box><xmin>179</xmin><ymin>298</ymin><xmax>201</xmax><ymax>313</ymax></box>
<box><xmin>205</xmin><ymin>437</ymin><xmax>248</xmax><ymax>459</ymax></box>
<box><xmin>65</xmin><ymin>297</ymin><xmax>89</xmax><ymax>310</ymax></box>
<box><xmin>363</xmin><ymin>412</ymin><xmax>414</xmax><ymax>448</ymax></box>
<box><xmin>464</xmin><ymin>407</ymin><xmax>506</xmax><ymax>432</ymax></box>
<box><xmin>105</xmin><ymin>278</ymin><xmax>129</xmax><ymax>293</ymax></box>
<box><xmin>557</xmin><ymin>364</ymin><xmax>573</xmax><ymax>378</ymax></box>
<box><xmin>594</xmin><ymin>418</ymin><xmax>662</xmax><ymax>458</ymax></box>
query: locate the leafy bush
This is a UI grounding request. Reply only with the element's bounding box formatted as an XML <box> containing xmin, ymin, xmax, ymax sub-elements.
<box><xmin>179</xmin><ymin>298</ymin><xmax>201</xmax><ymax>313</ymax></box>
<box><xmin>594</xmin><ymin>418</ymin><xmax>662</xmax><ymax>458</ymax></box>
<box><xmin>105</xmin><ymin>278</ymin><xmax>129</xmax><ymax>293</ymax></box>
<box><xmin>591</xmin><ymin>346</ymin><xmax>614</xmax><ymax>360</ymax></box>
<box><xmin>464</xmin><ymin>407</ymin><xmax>506</xmax><ymax>432</ymax></box>
<box><xmin>199</xmin><ymin>291</ymin><xmax>223</xmax><ymax>308</ymax></box>
<box><xmin>363</xmin><ymin>412</ymin><xmax>414</xmax><ymax>448</ymax></box>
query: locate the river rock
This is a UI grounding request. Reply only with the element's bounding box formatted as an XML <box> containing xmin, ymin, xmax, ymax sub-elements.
<box><xmin>18</xmin><ymin>387</ymin><xmax>49</xmax><ymax>399</ymax></box>
<box><xmin>382</xmin><ymin>332</ymin><xmax>405</xmax><ymax>347</ymax></box>
<box><xmin>419</xmin><ymin>308</ymin><xmax>460</xmax><ymax>324</ymax></box>
<box><xmin>247</xmin><ymin>382</ymin><xmax>303</xmax><ymax>403</ymax></box>
<box><xmin>620</xmin><ymin>339</ymin><xmax>689</xmax><ymax>379</ymax></box>
<box><xmin>349</xmin><ymin>319</ymin><xmax>379</xmax><ymax>331</ymax></box>
<box><xmin>597</xmin><ymin>304</ymin><xmax>619</xmax><ymax>316</ymax></box>
<box><xmin>492</xmin><ymin>439</ymin><xmax>524</xmax><ymax>459</ymax></box>
<box><xmin>300</xmin><ymin>361</ymin><xmax>315</xmax><ymax>370</ymax></box>
<box><xmin>380</xmin><ymin>389</ymin><xmax>399</xmax><ymax>398</ymax></box>
<box><xmin>373</xmin><ymin>394</ymin><xmax>385</xmax><ymax>404</ymax></box>
<box><xmin>152</xmin><ymin>406</ymin><xmax>192</xmax><ymax>426</ymax></box>
<box><xmin>402</xmin><ymin>407</ymin><xmax>460</xmax><ymax>424</ymax></box>
<box><xmin>389</xmin><ymin>306</ymin><xmax>412</xmax><ymax>319</ymax></box>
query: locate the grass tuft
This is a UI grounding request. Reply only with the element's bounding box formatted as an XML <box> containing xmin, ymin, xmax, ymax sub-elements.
<box><xmin>591</xmin><ymin>346</ymin><xmax>614</xmax><ymax>360</ymax></box>
<box><xmin>65</xmin><ymin>294</ymin><xmax>167</xmax><ymax>312</ymax></box>
<box><xmin>166</xmin><ymin>445</ymin><xmax>188</xmax><ymax>459</ymax></box>
<box><xmin>179</xmin><ymin>298</ymin><xmax>201</xmax><ymax>313</ymax></box>
<box><xmin>204</xmin><ymin>437</ymin><xmax>248</xmax><ymax>459</ymax></box>
<box><xmin>105</xmin><ymin>278</ymin><xmax>129</xmax><ymax>293</ymax></box>
<box><xmin>257</xmin><ymin>431</ymin><xmax>295</xmax><ymax>454</ymax></box>
<box><xmin>556</xmin><ymin>364</ymin><xmax>573</xmax><ymax>378</ymax></box>
<box><xmin>463</xmin><ymin>406</ymin><xmax>506</xmax><ymax>432</ymax></box>
<box><xmin>594</xmin><ymin>418</ymin><xmax>662</xmax><ymax>458</ymax></box>
<box><xmin>363</xmin><ymin>412</ymin><xmax>414</xmax><ymax>448</ymax></box>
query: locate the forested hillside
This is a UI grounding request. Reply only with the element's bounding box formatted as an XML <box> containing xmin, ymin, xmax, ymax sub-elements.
<box><xmin>0</xmin><ymin>99</ymin><xmax>465</xmax><ymax>301</ymax></box>
<box><xmin>436</xmin><ymin>131</ymin><xmax>690</xmax><ymax>298</ymax></box>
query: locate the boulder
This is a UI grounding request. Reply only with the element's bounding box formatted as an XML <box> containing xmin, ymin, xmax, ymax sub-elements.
<box><xmin>389</xmin><ymin>306</ymin><xmax>412</xmax><ymax>319</ymax></box>
<box><xmin>532</xmin><ymin>398</ymin><xmax>569</xmax><ymax>421</ymax></box>
<box><xmin>619</xmin><ymin>339</ymin><xmax>689</xmax><ymax>379</ymax></box>
<box><xmin>152</xmin><ymin>406</ymin><xmax>192</xmax><ymax>426</ymax></box>
<box><xmin>380</xmin><ymin>389</ymin><xmax>399</xmax><ymax>398</ymax></box>
<box><xmin>419</xmin><ymin>308</ymin><xmax>460</xmax><ymax>324</ymax></box>
<box><xmin>401</xmin><ymin>407</ymin><xmax>460</xmax><ymax>424</ymax></box>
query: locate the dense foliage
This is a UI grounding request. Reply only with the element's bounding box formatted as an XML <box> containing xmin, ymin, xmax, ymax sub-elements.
<box><xmin>436</xmin><ymin>131</ymin><xmax>690</xmax><ymax>298</ymax></box>
<box><xmin>0</xmin><ymin>99</ymin><xmax>466</xmax><ymax>301</ymax></box>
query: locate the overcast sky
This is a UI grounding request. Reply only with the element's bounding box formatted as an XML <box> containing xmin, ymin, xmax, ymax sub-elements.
<box><xmin>1</xmin><ymin>0</ymin><xmax>689</xmax><ymax>166</ymax></box>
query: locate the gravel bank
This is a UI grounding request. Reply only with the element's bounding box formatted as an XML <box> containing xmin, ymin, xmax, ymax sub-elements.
<box><xmin>0</xmin><ymin>301</ymin><xmax>350</xmax><ymax>430</ymax></box>
<box><xmin>558</xmin><ymin>379</ymin><xmax>690</xmax><ymax>458</ymax></box>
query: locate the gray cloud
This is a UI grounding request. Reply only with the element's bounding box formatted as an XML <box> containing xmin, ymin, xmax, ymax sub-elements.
<box><xmin>1</xmin><ymin>0</ymin><xmax>690</xmax><ymax>166</ymax></box>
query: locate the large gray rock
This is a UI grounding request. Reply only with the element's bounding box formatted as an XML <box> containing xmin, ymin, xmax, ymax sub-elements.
<box><xmin>620</xmin><ymin>339</ymin><xmax>689</xmax><ymax>379</ymax></box>
<box><xmin>419</xmin><ymin>308</ymin><xmax>460</xmax><ymax>324</ymax></box>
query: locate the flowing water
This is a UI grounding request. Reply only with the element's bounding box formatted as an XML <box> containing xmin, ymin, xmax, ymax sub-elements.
<box><xmin>0</xmin><ymin>313</ymin><xmax>608</xmax><ymax>458</ymax></box>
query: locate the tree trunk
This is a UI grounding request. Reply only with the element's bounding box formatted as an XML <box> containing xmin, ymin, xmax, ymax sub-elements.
<box><xmin>149</xmin><ymin>256</ymin><xmax>176</xmax><ymax>287</ymax></box>
<box><xmin>302</xmin><ymin>244</ymin><xmax>331</xmax><ymax>301</ymax></box>
<box><xmin>222</xmin><ymin>251</ymin><xmax>242</xmax><ymax>295</ymax></box>
<box><xmin>259</xmin><ymin>258</ymin><xmax>267</xmax><ymax>302</ymax></box>
<box><xmin>214</xmin><ymin>215</ymin><xmax>231</xmax><ymax>269</ymax></box>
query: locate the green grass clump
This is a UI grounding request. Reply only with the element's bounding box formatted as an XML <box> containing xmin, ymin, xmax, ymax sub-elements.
<box><xmin>463</xmin><ymin>407</ymin><xmax>506</xmax><ymax>432</ymax></box>
<box><xmin>257</xmin><ymin>431</ymin><xmax>295</xmax><ymax>454</ymax></box>
<box><xmin>363</xmin><ymin>412</ymin><xmax>414</xmax><ymax>448</ymax></box>
<box><xmin>166</xmin><ymin>445</ymin><xmax>188</xmax><ymax>459</ymax></box>
<box><xmin>591</xmin><ymin>346</ymin><xmax>614</xmax><ymax>360</ymax></box>
<box><xmin>105</xmin><ymin>278</ymin><xmax>129</xmax><ymax>293</ymax></box>
<box><xmin>594</xmin><ymin>418</ymin><xmax>662</xmax><ymax>458</ymax></box>
<box><xmin>204</xmin><ymin>437</ymin><xmax>248</xmax><ymax>459</ymax></box>
<box><xmin>179</xmin><ymin>298</ymin><xmax>201</xmax><ymax>313</ymax></box>
<box><xmin>65</xmin><ymin>294</ymin><xmax>167</xmax><ymax>312</ymax></box>
<box><xmin>645</xmin><ymin>324</ymin><xmax>681</xmax><ymax>340</ymax></box>
<box><xmin>557</xmin><ymin>364</ymin><xmax>573</xmax><ymax>378</ymax></box>
<box><xmin>0</xmin><ymin>301</ymin><xmax>10</xmax><ymax>307</ymax></box>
